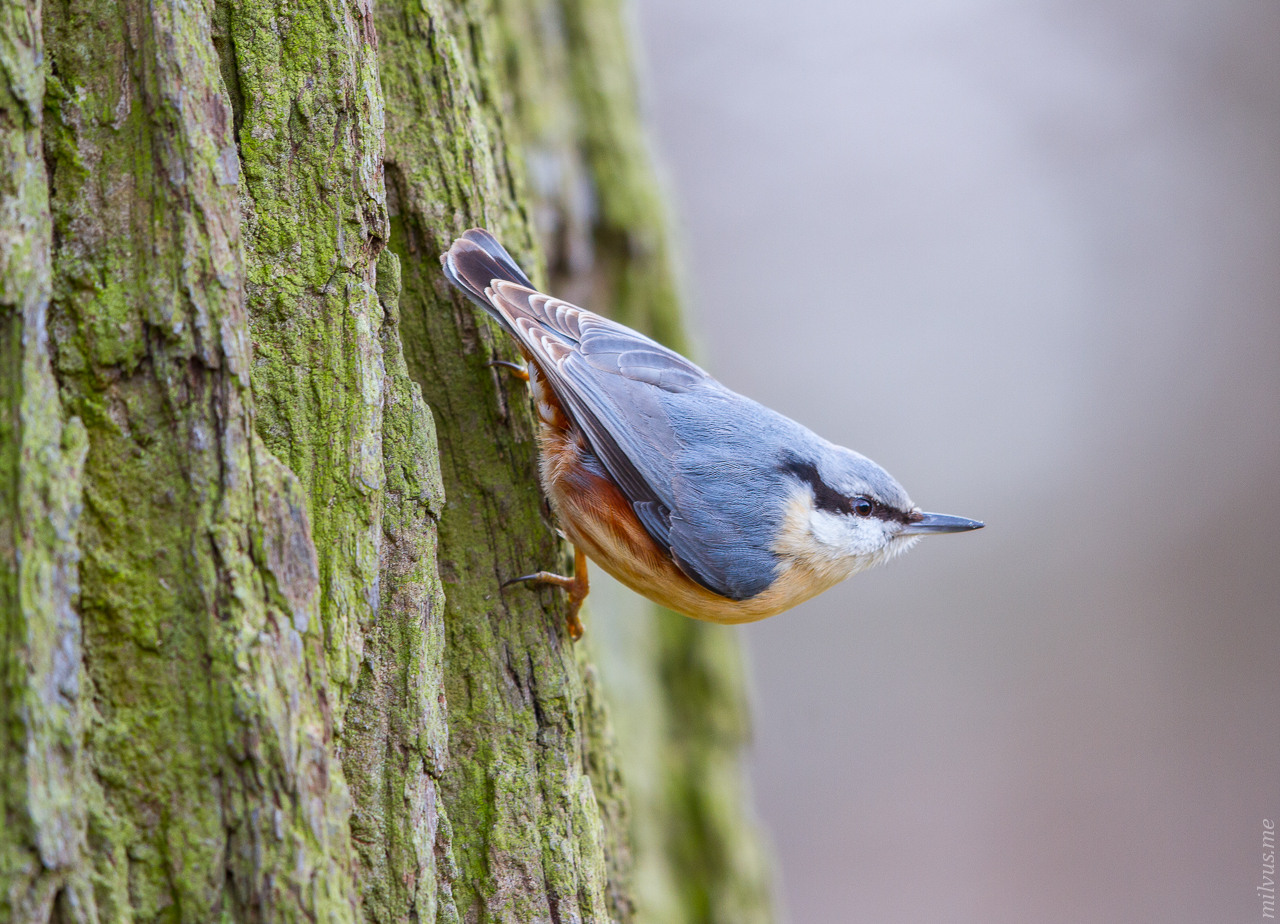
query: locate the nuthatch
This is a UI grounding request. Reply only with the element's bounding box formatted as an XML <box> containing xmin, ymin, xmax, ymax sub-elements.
<box><xmin>443</xmin><ymin>229</ymin><xmax>982</xmax><ymax>639</ymax></box>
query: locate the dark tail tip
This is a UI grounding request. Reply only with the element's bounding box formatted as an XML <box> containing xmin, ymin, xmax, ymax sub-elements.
<box><xmin>440</xmin><ymin>229</ymin><xmax>535</xmax><ymax>311</ymax></box>
<box><xmin>458</xmin><ymin>229</ymin><xmax>534</xmax><ymax>288</ymax></box>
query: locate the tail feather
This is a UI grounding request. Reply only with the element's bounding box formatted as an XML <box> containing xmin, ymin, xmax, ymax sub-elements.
<box><xmin>459</xmin><ymin>229</ymin><xmax>534</xmax><ymax>287</ymax></box>
<box><xmin>441</xmin><ymin>229</ymin><xmax>535</xmax><ymax>326</ymax></box>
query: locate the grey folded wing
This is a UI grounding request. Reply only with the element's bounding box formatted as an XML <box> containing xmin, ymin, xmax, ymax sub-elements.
<box><xmin>486</xmin><ymin>281</ymin><xmax>786</xmax><ymax>601</ymax></box>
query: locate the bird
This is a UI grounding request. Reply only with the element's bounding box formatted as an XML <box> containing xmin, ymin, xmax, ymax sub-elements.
<box><xmin>441</xmin><ymin>228</ymin><xmax>982</xmax><ymax>639</ymax></box>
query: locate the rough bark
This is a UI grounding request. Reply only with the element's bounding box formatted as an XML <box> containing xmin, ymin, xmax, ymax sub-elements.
<box><xmin>0</xmin><ymin>0</ymin><xmax>773</xmax><ymax>921</ymax></box>
<box><xmin>0</xmin><ymin>0</ymin><xmax>89</xmax><ymax>913</ymax></box>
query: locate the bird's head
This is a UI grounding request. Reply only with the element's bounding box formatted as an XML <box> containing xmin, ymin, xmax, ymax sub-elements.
<box><xmin>774</xmin><ymin>446</ymin><xmax>982</xmax><ymax>581</ymax></box>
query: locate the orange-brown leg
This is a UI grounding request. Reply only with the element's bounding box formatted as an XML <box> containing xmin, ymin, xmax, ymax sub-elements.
<box><xmin>503</xmin><ymin>546</ymin><xmax>590</xmax><ymax>640</ymax></box>
<box><xmin>487</xmin><ymin>359</ymin><xmax>530</xmax><ymax>382</ymax></box>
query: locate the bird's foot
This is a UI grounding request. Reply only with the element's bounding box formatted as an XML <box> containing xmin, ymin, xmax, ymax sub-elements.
<box><xmin>503</xmin><ymin>548</ymin><xmax>590</xmax><ymax>640</ymax></box>
<box><xmin>487</xmin><ymin>359</ymin><xmax>530</xmax><ymax>382</ymax></box>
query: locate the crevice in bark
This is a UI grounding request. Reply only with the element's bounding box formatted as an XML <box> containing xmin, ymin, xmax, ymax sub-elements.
<box><xmin>210</xmin><ymin>0</ymin><xmax>245</xmax><ymax>145</ymax></box>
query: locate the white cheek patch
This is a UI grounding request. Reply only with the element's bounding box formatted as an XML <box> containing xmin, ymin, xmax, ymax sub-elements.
<box><xmin>808</xmin><ymin>510</ymin><xmax>888</xmax><ymax>560</ymax></box>
<box><xmin>808</xmin><ymin>509</ymin><xmax>847</xmax><ymax>549</ymax></box>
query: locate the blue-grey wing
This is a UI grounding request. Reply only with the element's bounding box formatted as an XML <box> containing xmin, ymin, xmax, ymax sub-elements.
<box><xmin>483</xmin><ymin>280</ymin><xmax>791</xmax><ymax>601</ymax></box>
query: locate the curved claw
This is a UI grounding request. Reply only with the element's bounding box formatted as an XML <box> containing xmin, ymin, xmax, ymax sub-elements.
<box><xmin>501</xmin><ymin>548</ymin><xmax>590</xmax><ymax>641</ymax></box>
<box><xmin>487</xmin><ymin>359</ymin><xmax>530</xmax><ymax>382</ymax></box>
<box><xmin>503</xmin><ymin>570</ymin><xmax>572</xmax><ymax>590</ymax></box>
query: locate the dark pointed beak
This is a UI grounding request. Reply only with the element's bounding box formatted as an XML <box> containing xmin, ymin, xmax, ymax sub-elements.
<box><xmin>899</xmin><ymin>512</ymin><xmax>985</xmax><ymax>535</ymax></box>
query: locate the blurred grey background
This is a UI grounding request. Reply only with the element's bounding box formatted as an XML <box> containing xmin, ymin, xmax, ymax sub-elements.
<box><xmin>627</xmin><ymin>1</ymin><xmax>1280</xmax><ymax>922</ymax></box>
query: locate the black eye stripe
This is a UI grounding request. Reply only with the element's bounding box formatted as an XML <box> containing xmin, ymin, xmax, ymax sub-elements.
<box><xmin>779</xmin><ymin>457</ymin><xmax>850</xmax><ymax>515</ymax></box>
<box><xmin>778</xmin><ymin>455</ymin><xmax>913</xmax><ymax>523</ymax></box>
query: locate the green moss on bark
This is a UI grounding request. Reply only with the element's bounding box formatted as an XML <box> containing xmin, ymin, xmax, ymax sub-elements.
<box><xmin>1</xmin><ymin>4</ymin><xmax>91</xmax><ymax>916</ymax></box>
<box><xmin>214</xmin><ymin>1</ymin><xmax>452</xmax><ymax>921</ymax></box>
<box><xmin>40</xmin><ymin>0</ymin><xmax>363</xmax><ymax>917</ymax></box>
<box><xmin>213</xmin><ymin>0</ymin><xmax>389</xmax><ymax>696</ymax></box>
<box><xmin>344</xmin><ymin>249</ymin><xmax>452</xmax><ymax>923</ymax></box>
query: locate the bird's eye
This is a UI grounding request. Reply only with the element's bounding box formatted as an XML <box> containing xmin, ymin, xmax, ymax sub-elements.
<box><xmin>853</xmin><ymin>497</ymin><xmax>874</xmax><ymax>517</ymax></box>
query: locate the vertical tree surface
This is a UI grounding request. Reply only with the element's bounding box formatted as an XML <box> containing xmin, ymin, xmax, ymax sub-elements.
<box><xmin>0</xmin><ymin>0</ymin><xmax>774</xmax><ymax>921</ymax></box>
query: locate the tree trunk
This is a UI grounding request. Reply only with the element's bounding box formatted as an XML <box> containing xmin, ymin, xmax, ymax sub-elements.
<box><xmin>0</xmin><ymin>0</ymin><xmax>773</xmax><ymax>921</ymax></box>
